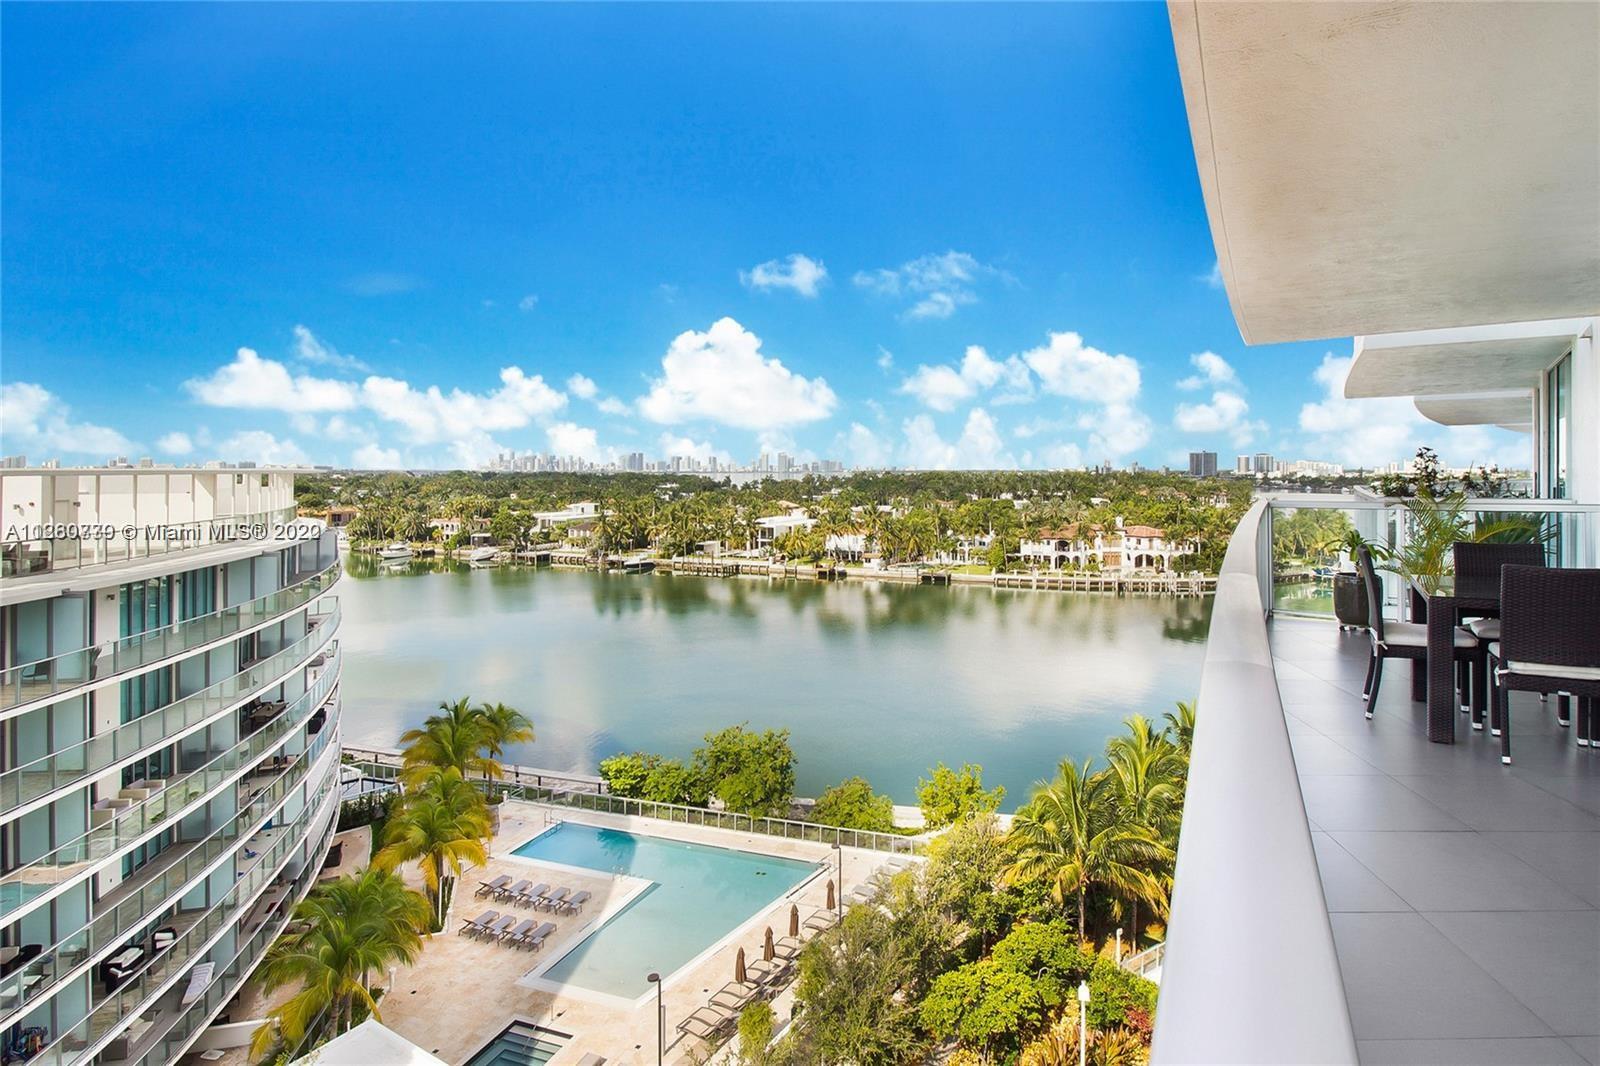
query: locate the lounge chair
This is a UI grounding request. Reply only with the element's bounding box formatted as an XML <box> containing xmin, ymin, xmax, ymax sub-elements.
<box><xmin>475</xmin><ymin>875</ymin><xmax>511</xmax><ymax>899</ymax></box>
<box><xmin>747</xmin><ymin>957</ymin><xmax>792</xmax><ymax>987</ymax></box>
<box><xmin>498</xmin><ymin>879</ymin><xmax>532</xmax><ymax>902</ymax></box>
<box><xmin>557</xmin><ymin>890</ymin><xmax>591</xmax><ymax>915</ymax></box>
<box><xmin>802</xmin><ymin>910</ymin><xmax>836</xmax><ymax>933</ymax></box>
<box><xmin>521</xmin><ymin>921</ymin><xmax>557</xmax><ymax>950</ymax></box>
<box><xmin>676</xmin><ymin>1005</ymin><xmax>737</xmax><ymax>1040</ymax></box>
<box><xmin>460</xmin><ymin>909</ymin><xmax>498</xmax><ymax>937</ymax></box>
<box><xmin>513</xmin><ymin>882</ymin><xmax>550</xmax><ymax>908</ymax></box>
<box><xmin>487</xmin><ymin>914</ymin><xmax>518</xmax><ymax>940</ymax></box>
<box><xmin>537</xmin><ymin>886</ymin><xmax>570</xmax><ymax>912</ymax></box>
<box><xmin>773</xmin><ymin>935</ymin><xmax>803</xmax><ymax>960</ymax></box>
<box><xmin>709</xmin><ymin>980</ymin><xmax>759</xmax><ymax>1011</ymax></box>
<box><xmin>503</xmin><ymin>918</ymin><xmax>537</xmax><ymax>945</ymax></box>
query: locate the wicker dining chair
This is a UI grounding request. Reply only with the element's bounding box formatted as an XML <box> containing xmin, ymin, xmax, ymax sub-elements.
<box><xmin>1357</xmin><ymin>547</ymin><xmax>1480</xmax><ymax>719</ymax></box>
<box><xmin>1452</xmin><ymin>542</ymin><xmax>1546</xmax><ymax>727</ymax></box>
<box><xmin>1489</xmin><ymin>565</ymin><xmax>1600</xmax><ymax>764</ymax></box>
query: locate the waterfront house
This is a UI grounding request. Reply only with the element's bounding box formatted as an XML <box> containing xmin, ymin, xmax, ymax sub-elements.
<box><xmin>1019</xmin><ymin>519</ymin><xmax>1195</xmax><ymax>573</ymax></box>
<box><xmin>528</xmin><ymin>501</ymin><xmax>600</xmax><ymax>534</ymax></box>
<box><xmin>753</xmin><ymin>510</ymin><xmax>816</xmax><ymax>551</ymax></box>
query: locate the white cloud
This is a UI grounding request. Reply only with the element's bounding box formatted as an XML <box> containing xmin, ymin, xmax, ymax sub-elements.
<box><xmin>637</xmin><ymin>317</ymin><xmax>836</xmax><ymax>430</ymax></box>
<box><xmin>186</xmin><ymin>348</ymin><xmax>359</xmax><ymax>412</ymax></box>
<box><xmin>1297</xmin><ymin>353</ymin><xmax>1528</xmax><ymax>469</ymax></box>
<box><xmin>1042</xmin><ymin>441</ymin><xmax>1086</xmax><ymax>469</ymax></box>
<box><xmin>0</xmin><ymin>382</ymin><xmax>136</xmax><ymax>457</ymax></box>
<box><xmin>547</xmin><ymin>422</ymin><xmax>606</xmax><ymax>461</ymax></box>
<box><xmin>156</xmin><ymin>431</ymin><xmax>193</xmax><ymax>455</ymax></box>
<box><xmin>876</xmin><ymin>347</ymin><xmax>894</xmax><ymax>372</ymax></box>
<box><xmin>518</xmin><ymin>294</ymin><xmax>539</xmax><ymax>312</ymax></box>
<box><xmin>293</xmin><ymin>325</ymin><xmax>371</xmax><ymax>373</ymax></box>
<box><xmin>1200</xmin><ymin>260</ymin><xmax>1224</xmax><ymax>288</ymax></box>
<box><xmin>217</xmin><ymin>430</ymin><xmax>308</xmax><ymax>466</ymax></box>
<box><xmin>657</xmin><ymin>432</ymin><xmax>732</xmax><ymax>465</ymax></box>
<box><xmin>740</xmin><ymin>254</ymin><xmax>828</xmax><ymax>298</ymax></box>
<box><xmin>1022</xmin><ymin>331</ymin><xmax>1141</xmax><ymax>406</ymax></box>
<box><xmin>597</xmin><ymin>396</ymin><xmax>632</xmax><ymax>417</ymax></box>
<box><xmin>853</xmin><ymin>251</ymin><xmax>1007</xmax><ymax>320</ymax></box>
<box><xmin>899</xmin><ymin>345</ymin><xmax>1032</xmax><ymax>412</ymax></box>
<box><xmin>1176</xmin><ymin>350</ymin><xmax>1237</xmax><ymax>391</ymax></box>
<box><xmin>834</xmin><ymin>422</ymin><xmax>892</xmax><ymax>469</ymax></box>
<box><xmin>902</xmin><ymin>408</ymin><xmax>1013</xmax><ymax>469</ymax></box>
<box><xmin>566</xmin><ymin>374</ymin><xmax>598</xmax><ymax>400</ymax></box>
<box><xmin>1081</xmin><ymin>403</ymin><xmax>1152</xmax><ymax>460</ymax></box>
<box><xmin>1174</xmin><ymin>390</ymin><xmax>1263</xmax><ymax>447</ymax></box>
<box><xmin>358</xmin><ymin>366</ymin><xmax>566</xmax><ymax>443</ymax></box>
<box><xmin>352</xmin><ymin>443</ymin><xmax>402</xmax><ymax>468</ymax></box>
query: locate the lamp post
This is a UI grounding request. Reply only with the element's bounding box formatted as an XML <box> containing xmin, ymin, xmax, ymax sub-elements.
<box><xmin>830</xmin><ymin>842</ymin><xmax>843</xmax><ymax>920</ymax></box>
<box><xmin>1115</xmin><ymin>926</ymin><xmax>1123</xmax><ymax>961</ymax></box>
<box><xmin>1077</xmin><ymin>979</ymin><xmax>1091</xmax><ymax>1066</ymax></box>
<box><xmin>647</xmin><ymin>972</ymin><xmax>663</xmax><ymax>1065</ymax></box>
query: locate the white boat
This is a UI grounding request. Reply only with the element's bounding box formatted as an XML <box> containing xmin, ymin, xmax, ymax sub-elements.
<box><xmin>377</xmin><ymin>543</ymin><xmax>413</xmax><ymax>560</ymax></box>
<box><xmin>467</xmin><ymin>546</ymin><xmax>499</xmax><ymax>563</ymax></box>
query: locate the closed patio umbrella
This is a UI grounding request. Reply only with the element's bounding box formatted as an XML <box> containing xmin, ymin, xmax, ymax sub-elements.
<box><xmin>763</xmin><ymin>927</ymin><xmax>775</xmax><ymax>962</ymax></box>
<box><xmin>789</xmin><ymin>904</ymin><xmax>799</xmax><ymax>937</ymax></box>
<box><xmin>735</xmin><ymin>946</ymin><xmax>747</xmax><ymax>985</ymax></box>
<box><xmin>826</xmin><ymin>879</ymin><xmax>836</xmax><ymax>911</ymax></box>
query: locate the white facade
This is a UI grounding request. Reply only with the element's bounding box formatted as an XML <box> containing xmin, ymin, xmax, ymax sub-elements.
<box><xmin>0</xmin><ymin>467</ymin><xmax>342</xmax><ymax>1065</ymax></box>
<box><xmin>753</xmin><ymin>511</ymin><xmax>816</xmax><ymax>550</ymax></box>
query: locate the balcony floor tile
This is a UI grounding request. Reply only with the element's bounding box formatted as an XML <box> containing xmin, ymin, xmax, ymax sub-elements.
<box><xmin>1357</xmin><ymin>1036</ymin><xmax>1588</xmax><ymax>1064</ymax></box>
<box><xmin>1424</xmin><ymin>910</ymin><xmax>1600</xmax><ymax>1037</ymax></box>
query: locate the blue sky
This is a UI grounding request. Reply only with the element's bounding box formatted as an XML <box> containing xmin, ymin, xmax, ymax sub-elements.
<box><xmin>1</xmin><ymin>4</ymin><xmax>1525</xmax><ymax>471</ymax></box>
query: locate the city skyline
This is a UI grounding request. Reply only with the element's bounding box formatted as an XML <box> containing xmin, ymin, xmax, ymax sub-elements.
<box><xmin>2</xmin><ymin>5</ymin><xmax>1530</xmax><ymax>474</ymax></box>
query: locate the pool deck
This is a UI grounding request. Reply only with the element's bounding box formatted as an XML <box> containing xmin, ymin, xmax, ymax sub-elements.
<box><xmin>196</xmin><ymin>801</ymin><xmax>899</xmax><ymax>1065</ymax></box>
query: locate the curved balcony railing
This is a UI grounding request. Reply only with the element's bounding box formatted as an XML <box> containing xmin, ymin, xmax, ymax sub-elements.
<box><xmin>0</xmin><ymin>547</ymin><xmax>337</xmax><ymax>713</ymax></box>
<box><xmin>1151</xmin><ymin>500</ymin><xmax>1357</xmax><ymax>1063</ymax></box>
<box><xmin>0</xmin><ymin>504</ymin><xmax>302</xmax><ymax>579</ymax></box>
<box><xmin>122</xmin><ymin>812</ymin><xmax>337</xmax><ymax>1066</ymax></box>
<box><xmin>0</xmin><ymin>600</ymin><xmax>339</xmax><ymax>816</ymax></box>
<box><xmin>0</xmin><ymin>643</ymin><xmax>340</xmax><ymax>922</ymax></box>
<box><xmin>0</xmin><ymin>717</ymin><xmax>342</xmax><ymax>1023</ymax></box>
<box><xmin>22</xmin><ymin>751</ymin><xmax>341</xmax><ymax>1066</ymax></box>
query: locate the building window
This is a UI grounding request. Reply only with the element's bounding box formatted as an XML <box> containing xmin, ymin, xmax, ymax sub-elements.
<box><xmin>1546</xmin><ymin>352</ymin><xmax>1572</xmax><ymax>498</ymax></box>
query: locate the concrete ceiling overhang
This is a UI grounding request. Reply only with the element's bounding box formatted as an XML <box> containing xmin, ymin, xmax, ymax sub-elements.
<box><xmin>1414</xmin><ymin>391</ymin><xmax>1533</xmax><ymax>431</ymax></box>
<box><xmin>1345</xmin><ymin>319</ymin><xmax>1588</xmax><ymax>398</ymax></box>
<box><xmin>1169</xmin><ymin>1</ymin><xmax>1600</xmax><ymax>345</ymax></box>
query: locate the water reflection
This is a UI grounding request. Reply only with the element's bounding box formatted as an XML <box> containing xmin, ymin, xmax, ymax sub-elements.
<box><xmin>337</xmin><ymin>559</ymin><xmax>1213</xmax><ymax>806</ymax></box>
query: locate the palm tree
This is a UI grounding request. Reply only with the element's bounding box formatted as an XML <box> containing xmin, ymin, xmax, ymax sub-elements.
<box><xmin>1104</xmin><ymin>715</ymin><xmax>1185</xmax><ymax>941</ymax></box>
<box><xmin>249</xmin><ymin>867</ymin><xmax>430</xmax><ymax>1059</ymax></box>
<box><xmin>375</xmin><ymin>767</ymin><xmax>490</xmax><ymax>930</ymax></box>
<box><xmin>397</xmin><ymin>698</ymin><xmax>492</xmax><ymax>785</ymax></box>
<box><xmin>1003</xmin><ymin>758</ymin><xmax>1171</xmax><ymax>937</ymax></box>
<box><xmin>1162</xmin><ymin>700</ymin><xmax>1196</xmax><ymax>758</ymax></box>
<box><xmin>477</xmin><ymin>701</ymin><xmax>535</xmax><ymax>766</ymax></box>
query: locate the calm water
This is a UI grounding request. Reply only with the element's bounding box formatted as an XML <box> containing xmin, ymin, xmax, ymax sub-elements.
<box><xmin>513</xmin><ymin>823</ymin><xmax>813</xmax><ymax>997</ymax></box>
<box><xmin>337</xmin><ymin>555</ymin><xmax>1213</xmax><ymax>805</ymax></box>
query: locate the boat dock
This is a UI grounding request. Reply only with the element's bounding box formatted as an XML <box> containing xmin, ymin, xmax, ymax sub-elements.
<box><xmin>992</xmin><ymin>570</ymin><xmax>1214</xmax><ymax>595</ymax></box>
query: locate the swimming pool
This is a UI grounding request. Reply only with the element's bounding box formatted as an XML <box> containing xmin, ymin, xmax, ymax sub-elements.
<box><xmin>465</xmin><ymin>1021</ymin><xmax>566</xmax><ymax>1066</ymax></box>
<box><xmin>512</xmin><ymin>823</ymin><xmax>816</xmax><ymax>998</ymax></box>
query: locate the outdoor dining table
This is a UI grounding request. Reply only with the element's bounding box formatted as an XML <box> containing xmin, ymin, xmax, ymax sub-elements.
<box><xmin>1408</xmin><ymin>573</ymin><xmax>1501</xmax><ymax>743</ymax></box>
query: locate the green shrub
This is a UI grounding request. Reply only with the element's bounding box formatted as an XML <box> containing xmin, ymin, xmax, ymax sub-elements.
<box><xmin>920</xmin><ymin>959</ymin><xmax>1047</xmax><ymax>1056</ymax></box>
<box><xmin>811</xmin><ymin>777</ymin><xmax>895</xmax><ymax>833</ymax></box>
<box><xmin>692</xmin><ymin>724</ymin><xmax>796</xmax><ymax>818</ymax></box>
<box><xmin>917</xmin><ymin>762</ymin><xmax>1004</xmax><ymax>829</ymax></box>
<box><xmin>598</xmin><ymin>753</ymin><xmax>653</xmax><ymax>797</ymax></box>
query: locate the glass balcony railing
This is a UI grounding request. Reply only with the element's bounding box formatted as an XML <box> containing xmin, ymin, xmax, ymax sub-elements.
<box><xmin>0</xmin><ymin>643</ymin><xmax>340</xmax><ymax>922</ymax></box>
<box><xmin>1</xmin><ymin>549</ymin><xmax>337</xmax><ymax>713</ymax></box>
<box><xmin>19</xmin><ymin>755</ymin><xmax>341</xmax><ymax>1066</ymax></box>
<box><xmin>120</xmin><ymin>815</ymin><xmax>337</xmax><ymax>1066</ymax></box>
<box><xmin>1</xmin><ymin>505</ymin><xmax>304</xmax><ymax>579</ymax></box>
<box><xmin>0</xmin><ymin>601</ymin><xmax>339</xmax><ymax>815</ymax></box>
<box><xmin>0</xmin><ymin>716</ymin><xmax>342</xmax><ymax>1021</ymax></box>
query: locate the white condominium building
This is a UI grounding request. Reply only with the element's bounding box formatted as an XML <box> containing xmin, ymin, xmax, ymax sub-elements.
<box><xmin>0</xmin><ymin>466</ymin><xmax>341</xmax><ymax>1066</ymax></box>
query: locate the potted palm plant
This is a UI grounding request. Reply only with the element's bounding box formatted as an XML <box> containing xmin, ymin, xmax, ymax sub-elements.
<box><xmin>1319</xmin><ymin>528</ymin><xmax>1391</xmax><ymax>628</ymax></box>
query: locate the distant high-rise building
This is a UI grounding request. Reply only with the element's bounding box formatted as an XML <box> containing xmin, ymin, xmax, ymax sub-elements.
<box><xmin>1251</xmin><ymin>452</ymin><xmax>1276</xmax><ymax>475</ymax></box>
<box><xmin>1188</xmin><ymin>451</ymin><xmax>1218</xmax><ymax>477</ymax></box>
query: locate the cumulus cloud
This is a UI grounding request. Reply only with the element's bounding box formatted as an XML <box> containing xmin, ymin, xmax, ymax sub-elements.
<box><xmin>1080</xmin><ymin>403</ymin><xmax>1152</xmax><ymax>461</ymax></box>
<box><xmin>566</xmin><ymin>374</ymin><xmax>599</xmax><ymax>400</ymax></box>
<box><xmin>1022</xmin><ymin>331</ymin><xmax>1141</xmax><ymax>406</ymax></box>
<box><xmin>902</xmin><ymin>408</ymin><xmax>1013</xmax><ymax>469</ymax></box>
<box><xmin>1200</xmin><ymin>260</ymin><xmax>1224</xmax><ymax>288</ymax></box>
<box><xmin>1298</xmin><ymin>353</ymin><xmax>1528</xmax><ymax>469</ymax></box>
<box><xmin>658</xmin><ymin>432</ymin><xmax>733</xmax><ymax>465</ymax></box>
<box><xmin>740</xmin><ymin>254</ymin><xmax>828</xmax><ymax>298</ymax></box>
<box><xmin>0</xmin><ymin>382</ymin><xmax>137</xmax><ymax>457</ymax></box>
<box><xmin>518</xmin><ymin>294</ymin><xmax>539</xmax><ymax>312</ymax></box>
<box><xmin>293</xmin><ymin>325</ymin><xmax>370</xmax><ymax>373</ymax></box>
<box><xmin>186</xmin><ymin>348</ymin><xmax>358</xmax><ymax>412</ymax></box>
<box><xmin>899</xmin><ymin>345</ymin><xmax>1032</xmax><ymax>412</ymax></box>
<box><xmin>547</xmin><ymin>422</ymin><xmax>606</xmax><ymax>461</ymax></box>
<box><xmin>596</xmin><ymin>396</ymin><xmax>632</xmax><ymax>416</ymax></box>
<box><xmin>217</xmin><ymin>430</ymin><xmax>308</xmax><ymax>466</ymax></box>
<box><xmin>876</xmin><ymin>347</ymin><xmax>894</xmax><ymax>372</ymax></box>
<box><xmin>360</xmin><ymin>367</ymin><xmax>566</xmax><ymax>443</ymax></box>
<box><xmin>853</xmin><ymin>251</ymin><xmax>1008</xmax><ymax>320</ymax></box>
<box><xmin>352</xmin><ymin>443</ymin><xmax>402</xmax><ymax>468</ymax></box>
<box><xmin>156</xmin><ymin>431</ymin><xmax>194</xmax><ymax>455</ymax></box>
<box><xmin>637</xmin><ymin>317</ymin><xmax>836</xmax><ymax>430</ymax></box>
<box><xmin>833</xmin><ymin>422</ymin><xmax>892</xmax><ymax>469</ymax></box>
<box><xmin>1176</xmin><ymin>350</ymin><xmax>1237</xmax><ymax>391</ymax></box>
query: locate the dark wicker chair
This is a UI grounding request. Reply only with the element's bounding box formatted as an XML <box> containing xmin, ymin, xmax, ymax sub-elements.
<box><xmin>1489</xmin><ymin>565</ymin><xmax>1600</xmax><ymax>764</ymax></box>
<box><xmin>1357</xmin><ymin>547</ymin><xmax>1480</xmax><ymax>719</ymax></box>
<box><xmin>1452</xmin><ymin>542</ymin><xmax>1546</xmax><ymax>727</ymax></box>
